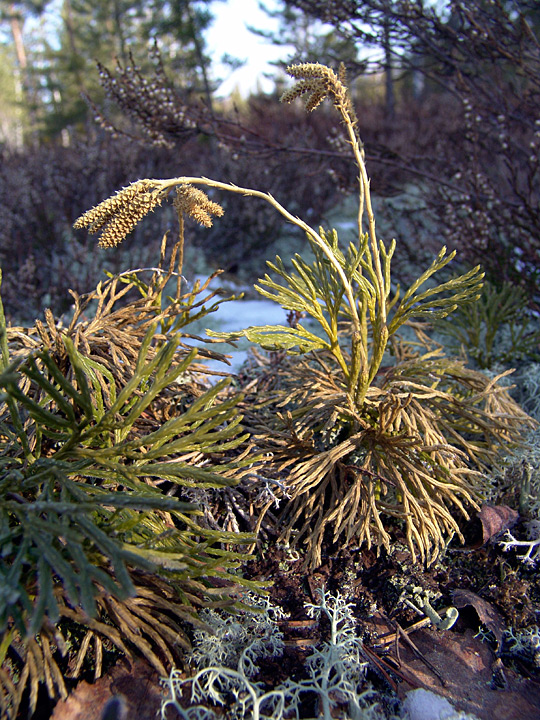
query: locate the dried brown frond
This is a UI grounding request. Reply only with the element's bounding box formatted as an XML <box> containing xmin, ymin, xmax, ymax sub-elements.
<box><xmin>174</xmin><ymin>184</ymin><xmax>224</xmax><ymax>227</ymax></box>
<box><xmin>0</xmin><ymin>236</ymin><xmax>257</xmax><ymax>716</ymax></box>
<box><xmin>5</xmin><ymin>237</ymin><xmax>233</xmax><ymax>426</ymax></box>
<box><xmin>383</xmin><ymin>354</ymin><xmax>536</xmax><ymax>467</ymax></box>
<box><xmin>0</xmin><ymin>568</ymin><xmax>234</xmax><ymax>718</ymax></box>
<box><xmin>73</xmin><ymin>179</ymin><xmax>165</xmax><ymax>247</ymax></box>
<box><xmin>244</xmin><ymin>349</ymin><xmax>536</xmax><ymax>569</ymax></box>
<box><xmin>0</xmin><ymin>627</ymin><xmax>69</xmax><ymax>718</ymax></box>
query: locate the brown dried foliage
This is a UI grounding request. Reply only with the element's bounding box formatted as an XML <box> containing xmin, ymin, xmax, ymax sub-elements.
<box><xmin>7</xmin><ymin>235</ymin><xmax>231</xmax><ymax>394</ymax></box>
<box><xmin>242</xmin><ymin>337</ymin><xmax>535</xmax><ymax>568</ymax></box>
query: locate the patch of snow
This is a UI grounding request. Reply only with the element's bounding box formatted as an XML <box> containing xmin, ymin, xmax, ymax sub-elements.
<box><xmin>402</xmin><ymin>688</ymin><xmax>480</xmax><ymax>720</ymax></box>
<box><xmin>184</xmin><ymin>275</ymin><xmax>287</xmax><ymax>375</ymax></box>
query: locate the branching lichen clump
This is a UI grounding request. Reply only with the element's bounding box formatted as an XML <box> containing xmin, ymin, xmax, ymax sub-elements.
<box><xmin>161</xmin><ymin>588</ymin><xmax>387</xmax><ymax>720</ymax></box>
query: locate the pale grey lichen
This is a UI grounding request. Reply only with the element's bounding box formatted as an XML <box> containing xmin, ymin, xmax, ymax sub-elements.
<box><xmin>504</xmin><ymin>625</ymin><xmax>540</xmax><ymax>667</ymax></box>
<box><xmin>500</xmin><ymin>521</ymin><xmax>540</xmax><ymax>566</ymax></box>
<box><xmin>190</xmin><ymin>593</ymin><xmax>288</xmax><ymax>677</ymax></box>
<box><xmin>489</xmin><ymin>428</ymin><xmax>540</xmax><ymax>564</ymax></box>
<box><xmin>475</xmin><ymin>624</ymin><xmax>540</xmax><ymax>669</ymax></box>
<box><xmin>160</xmin><ymin>588</ymin><xmax>393</xmax><ymax>720</ymax></box>
<box><xmin>401</xmin><ymin>586</ymin><xmax>459</xmax><ymax>631</ymax></box>
<box><xmin>513</xmin><ymin>362</ymin><xmax>540</xmax><ymax>421</ymax></box>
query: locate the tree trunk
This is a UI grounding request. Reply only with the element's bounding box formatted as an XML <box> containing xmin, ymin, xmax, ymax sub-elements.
<box><xmin>382</xmin><ymin>13</ymin><xmax>395</xmax><ymax>120</ymax></box>
<box><xmin>186</xmin><ymin>0</ymin><xmax>214</xmax><ymax>112</ymax></box>
<box><xmin>8</xmin><ymin>2</ymin><xmax>37</xmax><ymax>145</ymax></box>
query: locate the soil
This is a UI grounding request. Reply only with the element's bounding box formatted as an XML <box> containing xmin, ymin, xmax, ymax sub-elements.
<box><xmin>49</xmin><ymin>521</ymin><xmax>540</xmax><ymax>720</ymax></box>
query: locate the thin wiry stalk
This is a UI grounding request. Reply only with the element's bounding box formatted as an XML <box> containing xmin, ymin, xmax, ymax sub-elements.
<box><xmin>163</xmin><ymin>176</ymin><xmax>362</xmax><ymax>335</ymax></box>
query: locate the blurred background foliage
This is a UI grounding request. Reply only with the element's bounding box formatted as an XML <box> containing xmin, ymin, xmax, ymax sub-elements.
<box><xmin>0</xmin><ymin>0</ymin><xmax>539</xmax><ymax>326</ymax></box>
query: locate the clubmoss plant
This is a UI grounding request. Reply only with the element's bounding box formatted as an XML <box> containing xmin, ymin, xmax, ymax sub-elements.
<box><xmin>434</xmin><ymin>280</ymin><xmax>540</xmax><ymax>369</ymax></box>
<box><xmin>74</xmin><ymin>62</ymin><xmax>534</xmax><ymax>569</ymax></box>
<box><xmin>0</xmin><ymin>240</ymin><xmax>263</xmax><ymax>718</ymax></box>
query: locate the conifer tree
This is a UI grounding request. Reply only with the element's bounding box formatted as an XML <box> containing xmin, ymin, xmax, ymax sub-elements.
<box><xmin>0</xmin><ymin>1</ymin><xmax>52</xmax><ymax>143</ymax></box>
<box><xmin>1</xmin><ymin>0</ymin><xmax>221</xmax><ymax>142</ymax></box>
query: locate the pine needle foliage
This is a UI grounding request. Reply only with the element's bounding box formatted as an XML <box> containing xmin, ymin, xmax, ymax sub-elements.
<box><xmin>0</xmin><ymin>239</ymin><xmax>262</xmax><ymax>718</ymax></box>
<box><xmin>74</xmin><ymin>63</ymin><xmax>535</xmax><ymax>571</ymax></box>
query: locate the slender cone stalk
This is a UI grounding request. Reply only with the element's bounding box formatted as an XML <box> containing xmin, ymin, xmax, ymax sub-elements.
<box><xmin>161</xmin><ymin>177</ymin><xmax>362</xmax><ymax>337</ymax></box>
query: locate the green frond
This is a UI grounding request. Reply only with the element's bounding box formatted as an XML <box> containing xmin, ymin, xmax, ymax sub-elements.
<box><xmin>208</xmin><ymin>324</ymin><xmax>329</xmax><ymax>354</ymax></box>
<box><xmin>388</xmin><ymin>249</ymin><xmax>484</xmax><ymax>333</ymax></box>
<box><xmin>435</xmin><ymin>280</ymin><xmax>540</xmax><ymax>368</ymax></box>
<box><xmin>0</xmin><ymin>245</ymin><xmax>264</xmax><ymax>717</ymax></box>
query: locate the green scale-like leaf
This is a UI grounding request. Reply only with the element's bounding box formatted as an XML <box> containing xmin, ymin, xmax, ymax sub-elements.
<box><xmin>208</xmin><ymin>228</ymin><xmax>373</xmax><ymax>356</ymax></box>
<box><xmin>388</xmin><ymin>248</ymin><xmax>484</xmax><ymax>333</ymax></box>
<box><xmin>208</xmin><ymin>324</ymin><xmax>329</xmax><ymax>354</ymax></box>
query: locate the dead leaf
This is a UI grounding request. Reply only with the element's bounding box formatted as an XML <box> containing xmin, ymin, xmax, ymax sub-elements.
<box><xmin>394</xmin><ymin>626</ymin><xmax>540</xmax><ymax>720</ymax></box>
<box><xmin>51</xmin><ymin>659</ymin><xmax>164</xmax><ymax>720</ymax></box>
<box><xmin>452</xmin><ymin>588</ymin><xmax>506</xmax><ymax>645</ymax></box>
<box><xmin>477</xmin><ymin>505</ymin><xmax>519</xmax><ymax>545</ymax></box>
